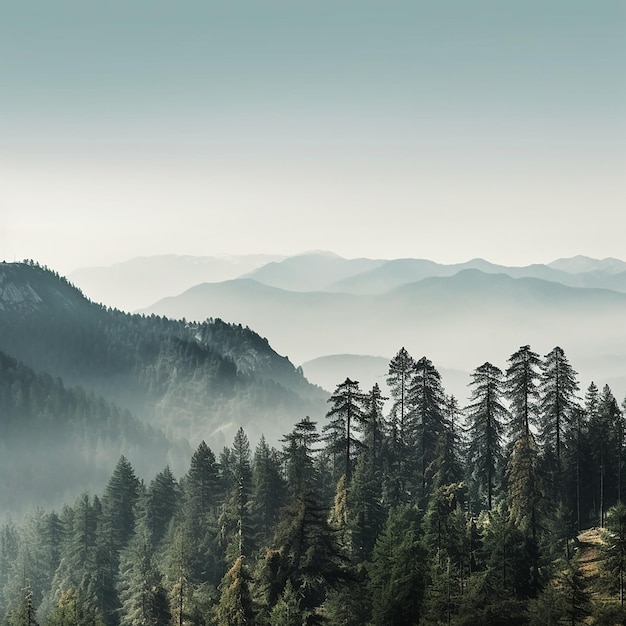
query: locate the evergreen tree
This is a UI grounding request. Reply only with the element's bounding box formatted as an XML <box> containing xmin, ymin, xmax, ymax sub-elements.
<box><xmin>46</xmin><ymin>588</ymin><xmax>105</xmax><ymax>626</ymax></box>
<box><xmin>250</xmin><ymin>437</ymin><xmax>286</xmax><ymax>547</ymax></box>
<box><xmin>405</xmin><ymin>356</ymin><xmax>449</xmax><ymax>502</ymax></box>
<box><xmin>258</xmin><ymin>491</ymin><xmax>350</xmax><ymax>622</ymax></box>
<box><xmin>219</xmin><ymin>428</ymin><xmax>254</xmax><ymax>564</ymax></box>
<box><xmin>281</xmin><ymin>417</ymin><xmax>321</xmax><ymax>498</ymax></box>
<box><xmin>386</xmin><ymin>347</ymin><xmax>415</xmax><ymax>441</ymax></box>
<box><xmin>368</xmin><ymin>504</ymin><xmax>427</xmax><ymax>626</ymax></box>
<box><xmin>593</xmin><ymin>386</ymin><xmax>623</xmax><ymax>527</ymax></box>
<box><xmin>505</xmin><ymin>345</ymin><xmax>541</xmax><ymax>442</ymax></box>
<box><xmin>480</xmin><ymin>503</ymin><xmax>535</xmax><ymax>601</ymax></box>
<box><xmin>183</xmin><ymin>442</ymin><xmax>221</xmax><ymax>522</ymax></box>
<box><xmin>267</xmin><ymin>580</ymin><xmax>301</xmax><ymax>626</ymax></box>
<box><xmin>213</xmin><ymin>556</ymin><xmax>255</xmax><ymax>626</ymax></box>
<box><xmin>118</xmin><ymin>529</ymin><xmax>170</xmax><ymax>626</ymax></box>
<box><xmin>347</xmin><ymin>452</ymin><xmax>384</xmax><ymax>562</ymax></box>
<box><xmin>386</xmin><ymin>348</ymin><xmax>416</xmax><ymax>503</ymax></box>
<box><xmin>0</xmin><ymin>520</ymin><xmax>19</xmax><ymax>616</ymax></box>
<box><xmin>559</xmin><ymin>558</ymin><xmax>590</xmax><ymax>626</ymax></box>
<box><xmin>142</xmin><ymin>466</ymin><xmax>179</xmax><ymax>549</ymax></box>
<box><xmin>506</xmin><ymin>433</ymin><xmax>541</xmax><ymax>594</ymax></box>
<box><xmin>323</xmin><ymin>378</ymin><xmax>366</xmax><ymax>484</ymax></box>
<box><xmin>430</xmin><ymin>394</ymin><xmax>464</xmax><ymax>490</ymax></box>
<box><xmin>539</xmin><ymin>346</ymin><xmax>580</xmax><ymax>465</ymax></box>
<box><xmin>3</xmin><ymin>587</ymin><xmax>38</xmax><ymax>626</ymax></box>
<box><xmin>3</xmin><ymin>508</ymin><xmax>60</xmax><ymax>616</ymax></box>
<box><xmin>466</xmin><ymin>363</ymin><xmax>507</xmax><ymax>511</ymax></box>
<box><xmin>177</xmin><ymin>441</ymin><xmax>222</xmax><ymax>588</ymax></box>
<box><xmin>361</xmin><ymin>384</ymin><xmax>387</xmax><ymax>477</ymax></box>
<box><xmin>49</xmin><ymin>494</ymin><xmax>104</xmax><ymax>621</ymax></box>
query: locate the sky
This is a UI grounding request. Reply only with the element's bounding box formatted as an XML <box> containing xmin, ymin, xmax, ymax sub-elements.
<box><xmin>1</xmin><ymin>0</ymin><xmax>625</xmax><ymax>275</ymax></box>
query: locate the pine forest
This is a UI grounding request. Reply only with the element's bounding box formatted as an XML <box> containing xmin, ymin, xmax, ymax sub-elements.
<box><xmin>2</xmin><ymin>344</ymin><xmax>626</xmax><ymax>626</ymax></box>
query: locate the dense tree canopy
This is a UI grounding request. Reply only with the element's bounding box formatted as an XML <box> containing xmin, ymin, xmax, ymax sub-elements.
<box><xmin>3</xmin><ymin>343</ymin><xmax>626</xmax><ymax>625</ymax></box>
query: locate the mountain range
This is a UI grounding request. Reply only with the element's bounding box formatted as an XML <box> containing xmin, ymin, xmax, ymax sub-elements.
<box><xmin>126</xmin><ymin>252</ymin><xmax>626</xmax><ymax>402</ymax></box>
<box><xmin>4</xmin><ymin>252</ymin><xmax>626</xmax><ymax>514</ymax></box>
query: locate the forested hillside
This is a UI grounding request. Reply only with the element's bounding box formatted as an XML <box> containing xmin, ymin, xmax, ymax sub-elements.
<box><xmin>0</xmin><ymin>261</ymin><xmax>327</xmax><ymax>447</ymax></box>
<box><xmin>0</xmin><ymin>350</ymin><xmax>184</xmax><ymax>514</ymax></box>
<box><xmin>2</xmin><ymin>344</ymin><xmax>626</xmax><ymax>625</ymax></box>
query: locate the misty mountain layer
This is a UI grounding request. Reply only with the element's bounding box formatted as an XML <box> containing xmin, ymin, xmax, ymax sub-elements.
<box><xmin>0</xmin><ymin>262</ymin><xmax>327</xmax><ymax>451</ymax></box>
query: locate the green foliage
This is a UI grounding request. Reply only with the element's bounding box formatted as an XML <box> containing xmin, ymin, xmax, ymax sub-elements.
<box><xmin>406</xmin><ymin>356</ymin><xmax>449</xmax><ymax>503</ymax></box>
<box><xmin>368</xmin><ymin>505</ymin><xmax>427</xmax><ymax>626</ymax></box>
<box><xmin>323</xmin><ymin>378</ymin><xmax>367</xmax><ymax>483</ymax></box>
<box><xmin>213</xmin><ymin>556</ymin><xmax>255</xmax><ymax>626</ymax></box>
<box><xmin>46</xmin><ymin>588</ymin><xmax>105</xmax><ymax>626</ymax></box>
<box><xmin>466</xmin><ymin>362</ymin><xmax>507</xmax><ymax>511</ymax></box>
<box><xmin>4</xmin><ymin>319</ymin><xmax>626</xmax><ymax>626</ymax></box>
<box><xmin>118</xmin><ymin>529</ymin><xmax>170</xmax><ymax>626</ymax></box>
<box><xmin>602</xmin><ymin>502</ymin><xmax>626</xmax><ymax>607</ymax></box>
<box><xmin>259</xmin><ymin>491</ymin><xmax>350</xmax><ymax>621</ymax></box>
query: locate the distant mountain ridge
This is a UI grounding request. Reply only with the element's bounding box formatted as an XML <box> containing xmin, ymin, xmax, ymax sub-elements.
<box><xmin>141</xmin><ymin>266</ymin><xmax>626</xmax><ymax>401</ymax></box>
<box><xmin>67</xmin><ymin>252</ymin><xmax>626</xmax><ymax>314</ymax></box>
<box><xmin>69</xmin><ymin>253</ymin><xmax>284</xmax><ymax>311</ymax></box>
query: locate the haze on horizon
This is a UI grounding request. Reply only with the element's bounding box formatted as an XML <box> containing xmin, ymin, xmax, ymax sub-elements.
<box><xmin>1</xmin><ymin>1</ymin><xmax>625</xmax><ymax>275</ymax></box>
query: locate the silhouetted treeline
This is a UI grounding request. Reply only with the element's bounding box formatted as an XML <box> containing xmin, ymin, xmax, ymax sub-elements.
<box><xmin>2</xmin><ymin>344</ymin><xmax>626</xmax><ymax>625</ymax></box>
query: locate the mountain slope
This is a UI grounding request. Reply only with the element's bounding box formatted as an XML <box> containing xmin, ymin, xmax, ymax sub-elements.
<box><xmin>0</xmin><ymin>262</ymin><xmax>327</xmax><ymax>448</ymax></box>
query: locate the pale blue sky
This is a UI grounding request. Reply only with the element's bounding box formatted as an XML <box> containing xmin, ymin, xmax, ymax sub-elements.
<box><xmin>1</xmin><ymin>1</ymin><xmax>624</xmax><ymax>273</ymax></box>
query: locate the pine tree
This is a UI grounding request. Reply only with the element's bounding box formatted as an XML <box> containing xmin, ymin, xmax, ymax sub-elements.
<box><xmin>3</xmin><ymin>587</ymin><xmax>38</xmax><ymax>626</ymax></box>
<box><xmin>213</xmin><ymin>556</ymin><xmax>255</xmax><ymax>626</ymax></box>
<box><xmin>386</xmin><ymin>348</ymin><xmax>416</xmax><ymax>503</ymax></box>
<box><xmin>594</xmin><ymin>386</ymin><xmax>623</xmax><ymax>527</ymax></box>
<box><xmin>259</xmin><ymin>491</ymin><xmax>350</xmax><ymax>621</ymax></box>
<box><xmin>405</xmin><ymin>356</ymin><xmax>449</xmax><ymax>502</ymax></box>
<box><xmin>46</xmin><ymin>588</ymin><xmax>105</xmax><ymax>626</ymax></box>
<box><xmin>348</xmin><ymin>451</ymin><xmax>384</xmax><ymax>563</ymax></box>
<box><xmin>0</xmin><ymin>520</ymin><xmax>19</xmax><ymax>616</ymax></box>
<box><xmin>361</xmin><ymin>384</ymin><xmax>387</xmax><ymax>477</ymax></box>
<box><xmin>480</xmin><ymin>503</ymin><xmax>535</xmax><ymax>600</ymax></box>
<box><xmin>118</xmin><ymin>529</ymin><xmax>171</xmax><ymax>626</ymax></box>
<box><xmin>539</xmin><ymin>346</ymin><xmax>580</xmax><ymax>465</ymax></box>
<box><xmin>323</xmin><ymin>378</ymin><xmax>366</xmax><ymax>484</ymax></box>
<box><xmin>281</xmin><ymin>417</ymin><xmax>321</xmax><ymax>498</ymax></box>
<box><xmin>250</xmin><ymin>436</ymin><xmax>286</xmax><ymax>547</ymax></box>
<box><xmin>101</xmin><ymin>456</ymin><xmax>141</xmax><ymax>553</ymax></box>
<box><xmin>506</xmin><ymin>433</ymin><xmax>541</xmax><ymax>594</ymax></box>
<box><xmin>142</xmin><ymin>466</ymin><xmax>179</xmax><ymax>549</ymax></box>
<box><xmin>430</xmin><ymin>394</ymin><xmax>464</xmax><ymax>490</ymax></box>
<box><xmin>183</xmin><ymin>441</ymin><xmax>220</xmax><ymax>522</ymax></box>
<box><xmin>505</xmin><ymin>345</ymin><xmax>541</xmax><ymax>442</ymax></box>
<box><xmin>177</xmin><ymin>441</ymin><xmax>222</xmax><ymax>588</ymax></box>
<box><xmin>219</xmin><ymin>428</ymin><xmax>254</xmax><ymax>564</ymax></box>
<box><xmin>267</xmin><ymin>580</ymin><xmax>301</xmax><ymax>626</ymax></box>
<box><xmin>559</xmin><ymin>558</ymin><xmax>591</xmax><ymax>626</ymax></box>
<box><xmin>466</xmin><ymin>362</ymin><xmax>507</xmax><ymax>511</ymax></box>
<box><xmin>368</xmin><ymin>504</ymin><xmax>427</xmax><ymax>626</ymax></box>
<box><xmin>386</xmin><ymin>347</ymin><xmax>415</xmax><ymax>441</ymax></box>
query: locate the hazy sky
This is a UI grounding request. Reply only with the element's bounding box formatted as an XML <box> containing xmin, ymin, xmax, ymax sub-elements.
<box><xmin>2</xmin><ymin>0</ymin><xmax>624</xmax><ymax>274</ymax></box>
